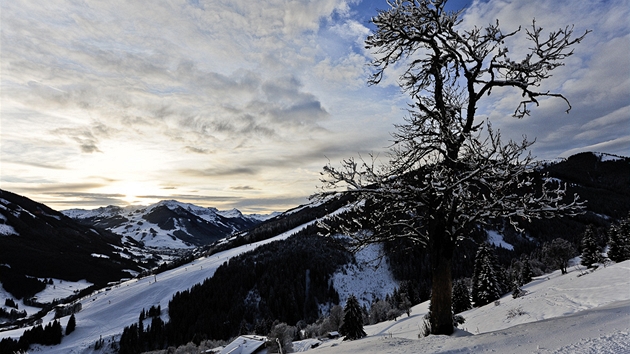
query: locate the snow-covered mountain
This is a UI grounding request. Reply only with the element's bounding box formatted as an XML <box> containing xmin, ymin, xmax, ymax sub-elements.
<box><xmin>2</xmin><ymin>225</ymin><xmax>628</xmax><ymax>353</ymax></box>
<box><xmin>0</xmin><ymin>190</ymin><xmax>143</xmax><ymax>300</ymax></box>
<box><xmin>63</xmin><ymin>200</ymin><xmax>276</xmax><ymax>248</ymax></box>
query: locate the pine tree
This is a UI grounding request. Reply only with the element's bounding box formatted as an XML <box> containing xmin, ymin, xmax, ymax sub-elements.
<box><xmin>520</xmin><ymin>258</ymin><xmax>533</xmax><ymax>284</ymax></box>
<box><xmin>608</xmin><ymin>214</ymin><xmax>630</xmax><ymax>262</ymax></box>
<box><xmin>452</xmin><ymin>279</ymin><xmax>471</xmax><ymax>314</ymax></box>
<box><xmin>66</xmin><ymin>314</ymin><xmax>76</xmax><ymax>335</ymax></box>
<box><xmin>580</xmin><ymin>225</ymin><xmax>601</xmax><ymax>268</ymax></box>
<box><xmin>472</xmin><ymin>244</ymin><xmax>501</xmax><ymax>307</ymax></box>
<box><xmin>339</xmin><ymin>295</ymin><xmax>366</xmax><ymax>340</ymax></box>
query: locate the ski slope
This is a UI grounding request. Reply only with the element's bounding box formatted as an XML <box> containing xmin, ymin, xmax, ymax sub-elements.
<box><xmin>0</xmin><ymin>221</ymin><xmax>310</xmax><ymax>353</ymax></box>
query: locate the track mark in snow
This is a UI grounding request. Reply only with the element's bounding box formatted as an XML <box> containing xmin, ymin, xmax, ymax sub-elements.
<box><xmin>551</xmin><ymin>331</ymin><xmax>630</xmax><ymax>353</ymax></box>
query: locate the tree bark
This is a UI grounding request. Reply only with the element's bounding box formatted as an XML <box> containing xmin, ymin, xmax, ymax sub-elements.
<box><xmin>429</xmin><ymin>227</ymin><xmax>454</xmax><ymax>335</ymax></box>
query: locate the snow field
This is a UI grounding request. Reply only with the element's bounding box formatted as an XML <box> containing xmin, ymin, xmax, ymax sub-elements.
<box><xmin>306</xmin><ymin>260</ymin><xmax>630</xmax><ymax>354</ymax></box>
<box><xmin>330</xmin><ymin>243</ymin><xmax>399</xmax><ymax>309</ymax></box>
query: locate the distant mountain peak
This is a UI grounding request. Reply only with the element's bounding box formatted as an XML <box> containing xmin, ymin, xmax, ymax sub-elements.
<box><xmin>62</xmin><ymin>200</ymin><xmax>268</xmax><ymax>248</ymax></box>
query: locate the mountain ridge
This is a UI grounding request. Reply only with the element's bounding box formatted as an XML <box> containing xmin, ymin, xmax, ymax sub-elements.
<box><xmin>62</xmin><ymin>200</ymin><xmax>277</xmax><ymax>249</ymax></box>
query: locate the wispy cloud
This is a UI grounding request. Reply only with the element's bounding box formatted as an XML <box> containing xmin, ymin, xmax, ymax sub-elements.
<box><xmin>1</xmin><ymin>0</ymin><xmax>628</xmax><ymax>212</ymax></box>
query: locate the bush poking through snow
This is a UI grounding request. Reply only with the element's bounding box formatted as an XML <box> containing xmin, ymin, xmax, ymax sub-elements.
<box><xmin>506</xmin><ymin>306</ymin><xmax>527</xmax><ymax>319</ymax></box>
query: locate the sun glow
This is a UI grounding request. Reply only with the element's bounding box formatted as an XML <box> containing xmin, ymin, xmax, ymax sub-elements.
<box><xmin>115</xmin><ymin>181</ymin><xmax>164</xmax><ymax>206</ymax></box>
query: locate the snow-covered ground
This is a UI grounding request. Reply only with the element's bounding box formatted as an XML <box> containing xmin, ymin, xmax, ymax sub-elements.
<box><xmin>330</xmin><ymin>243</ymin><xmax>399</xmax><ymax>309</ymax></box>
<box><xmin>486</xmin><ymin>229</ymin><xmax>514</xmax><ymax>250</ymax></box>
<box><xmin>303</xmin><ymin>260</ymin><xmax>630</xmax><ymax>354</ymax></box>
<box><xmin>63</xmin><ymin>200</ymin><xmax>276</xmax><ymax>249</ymax></box>
<box><xmin>2</xmin><ymin>219</ymin><xmax>629</xmax><ymax>354</ymax></box>
<box><xmin>0</xmin><ymin>221</ymin><xmax>310</xmax><ymax>353</ymax></box>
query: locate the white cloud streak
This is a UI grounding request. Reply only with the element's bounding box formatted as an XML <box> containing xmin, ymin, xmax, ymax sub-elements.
<box><xmin>1</xmin><ymin>0</ymin><xmax>628</xmax><ymax>212</ymax></box>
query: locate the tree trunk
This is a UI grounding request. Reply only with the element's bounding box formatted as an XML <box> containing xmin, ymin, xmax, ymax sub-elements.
<box><xmin>429</xmin><ymin>228</ymin><xmax>454</xmax><ymax>335</ymax></box>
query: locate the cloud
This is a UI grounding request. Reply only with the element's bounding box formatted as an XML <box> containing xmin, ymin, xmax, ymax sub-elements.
<box><xmin>2</xmin><ymin>0</ymin><xmax>628</xmax><ymax>212</ymax></box>
<box><xmin>560</xmin><ymin>136</ymin><xmax>630</xmax><ymax>158</ymax></box>
<box><xmin>178</xmin><ymin>166</ymin><xmax>259</xmax><ymax>178</ymax></box>
<box><xmin>457</xmin><ymin>0</ymin><xmax>630</xmax><ymax>159</ymax></box>
<box><xmin>184</xmin><ymin>146</ymin><xmax>213</xmax><ymax>154</ymax></box>
<box><xmin>230</xmin><ymin>186</ymin><xmax>256</xmax><ymax>191</ymax></box>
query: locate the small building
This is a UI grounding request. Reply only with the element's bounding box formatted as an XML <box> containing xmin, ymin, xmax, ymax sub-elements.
<box><xmin>220</xmin><ymin>335</ymin><xmax>267</xmax><ymax>354</ymax></box>
<box><xmin>327</xmin><ymin>331</ymin><xmax>340</xmax><ymax>339</ymax></box>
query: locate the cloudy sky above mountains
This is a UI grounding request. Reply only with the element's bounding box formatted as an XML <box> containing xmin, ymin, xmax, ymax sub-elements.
<box><xmin>1</xmin><ymin>0</ymin><xmax>628</xmax><ymax>213</ymax></box>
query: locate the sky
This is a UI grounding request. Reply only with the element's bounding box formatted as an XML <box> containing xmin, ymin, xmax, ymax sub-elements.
<box><xmin>1</xmin><ymin>0</ymin><xmax>628</xmax><ymax>213</ymax></box>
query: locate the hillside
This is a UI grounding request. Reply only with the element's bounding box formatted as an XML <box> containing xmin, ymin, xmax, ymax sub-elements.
<box><xmin>0</xmin><ymin>190</ymin><xmax>143</xmax><ymax>300</ymax></box>
<box><xmin>0</xmin><ymin>151</ymin><xmax>628</xmax><ymax>352</ymax></box>
<box><xmin>307</xmin><ymin>259</ymin><xmax>630</xmax><ymax>354</ymax></box>
<box><xmin>0</xmin><ymin>220</ymin><xmax>312</xmax><ymax>353</ymax></box>
<box><xmin>1</xmin><ymin>246</ymin><xmax>628</xmax><ymax>353</ymax></box>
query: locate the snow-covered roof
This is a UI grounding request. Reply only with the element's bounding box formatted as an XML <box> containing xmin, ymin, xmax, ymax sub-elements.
<box><xmin>220</xmin><ymin>335</ymin><xmax>267</xmax><ymax>354</ymax></box>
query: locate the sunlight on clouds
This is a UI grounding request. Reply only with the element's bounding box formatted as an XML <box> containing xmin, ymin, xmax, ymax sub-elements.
<box><xmin>1</xmin><ymin>0</ymin><xmax>628</xmax><ymax>211</ymax></box>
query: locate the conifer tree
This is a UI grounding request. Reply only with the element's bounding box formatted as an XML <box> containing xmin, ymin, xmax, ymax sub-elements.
<box><xmin>452</xmin><ymin>279</ymin><xmax>471</xmax><ymax>314</ymax></box>
<box><xmin>608</xmin><ymin>214</ymin><xmax>630</xmax><ymax>262</ymax></box>
<box><xmin>66</xmin><ymin>314</ymin><xmax>76</xmax><ymax>335</ymax></box>
<box><xmin>580</xmin><ymin>225</ymin><xmax>601</xmax><ymax>268</ymax></box>
<box><xmin>339</xmin><ymin>295</ymin><xmax>366</xmax><ymax>340</ymax></box>
<box><xmin>520</xmin><ymin>258</ymin><xmax>533</xmax><ymax>284</ymax></box>
<box><xmin>472</xmin><ymin>244</ymin><xmax>501</xmax><ymax>307</ymax></box>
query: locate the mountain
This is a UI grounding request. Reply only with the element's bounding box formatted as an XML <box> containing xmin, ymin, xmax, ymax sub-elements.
<box><xmin>543</xmin><ymin>151</ymin><xmax>630</xmax><ymax>219</ymax></box>
<box><xmin>0</xmin><ymin>190</ymin><xmax>143</xmax><ymax>300</ymax></box>
<box><xmin>2</xmin><ymin>222</ymin><xmax>628</xmax><ymax>353</ymax></box>
<box><xmin>1</xmin><ymin>151</ymin><xmax>628</xmax><ymax>352</ymax></box>
<box><xmin>63</xmin><ymin>200</ymin><xmax>273</xmax><ymax>248</ymax></box>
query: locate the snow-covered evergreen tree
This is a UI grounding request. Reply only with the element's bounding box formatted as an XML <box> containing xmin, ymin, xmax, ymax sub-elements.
<box><xmin>608</xmin><ymin>214</ymin><xmax>630</xmax><ymax>263</ymax></box>
<box><xmin>452</xmin><ymin>279</ymin><xmax>471</xmax><ymax>314</ymax></box>
<box><xmin>581</xmin><ymin>225</ymin><xmax>601</xmax><ymax>268</ymax></box>
<box><xmin>339</xmin><ymin>295</ymin><xmax>366</xmax><ymax>340</ymax></box>
<box><xmin>472</xmin><ymin>244</ymin><xmax>501</xmax><ymax>307</ymax></box>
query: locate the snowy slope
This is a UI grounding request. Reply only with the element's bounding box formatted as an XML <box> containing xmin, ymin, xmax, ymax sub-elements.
<box><xmin>303</xmin><ymin>260</ymin><xmax>630</xmax><ymax>354</ymax></box>
<box><xmin>63</xmin><ymin>200</ymin><xmax>269</xmax><ymax>248</ymax></box>
<box><xmin>0</xmin><ymin>220</ymin><xmax>313</xmax><ymax>353</ymax></box>
<box><xmin>330</xmin><ymin>243</ymin><xmax>399</xmax><ymax>309</ymax></box>
<box><xmin>2</xmin><ymin>243</ymin><xmax>628</xmax><ymax>353</ymax></box>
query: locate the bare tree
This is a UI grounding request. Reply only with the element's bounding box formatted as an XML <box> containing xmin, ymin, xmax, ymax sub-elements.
<box><xmin>315</xmin><ymin>0</ymin><xmax>587</xmax><ymax>335</ymax></box>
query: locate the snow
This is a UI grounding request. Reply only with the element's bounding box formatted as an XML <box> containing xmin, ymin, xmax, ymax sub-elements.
<box><xmin>249</xmin><ymin>211</ymin><xmax>282</xmax><ymax>221</ymax></box>
<box><xmin>330</xmin><ymin>243</ymin><xmax>398</xmax><ymax>309</ymax></box>
<box><xmin>0</xmin><ymin>219</ymin><xmax>310</xmax><ymax>352</ymax></box>
<box><xmin>219</xmin><ymin>335</ymin><xmax>267</xmax><ymax>354</ymax></box>
<box><xmin>595</xmin><ymin>152</ymin><xmax>625</xmax><ymax>162</ymax></box>
<box><xmin>307</xmin><ymin>261</ymin><xmax>630</xmax><ymax>354</ymax></box>
<box><xmin>0</xmin><ymin>223</ymin><xmax>18</xmax><ymax>237</ymax></box>
<box><xmin>2</xmin><ymin>213</ymin><xmax>629</xmax><ymax>354</ymax></box>
<box><xmin>0</xmin><ymin>213</ymin><xmax>18</xmax><ymax>236</ymax></box>
<box><xmin>62</xmin><ymin>200</ymin><xmax>277</xmax><ymax>249</ymax></box>
<box><xmin>487</xmin><ymin>230</ymin><xmax>514</xmax><ymax>250</ymax></box>
<box><xmin>33</xmin><ymin>279</ymin><xmax>93</xmax><ymax>305</ymax></box>
<box><xmin>217</xmin><ymin>208</ymin><xmax>244</xmax><ymax>219</ymax></box>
